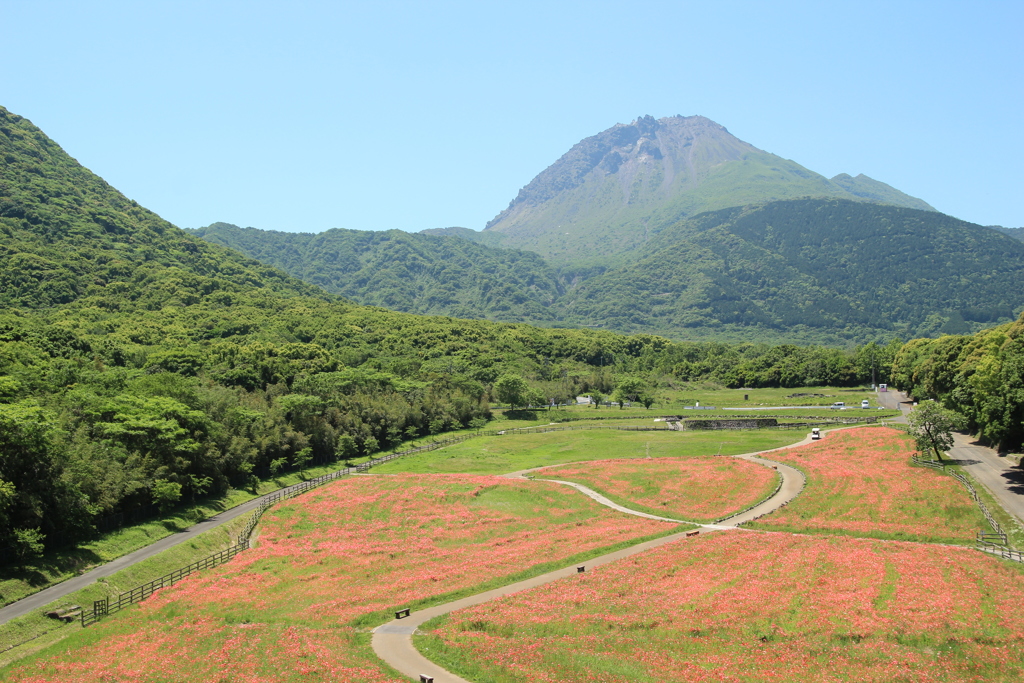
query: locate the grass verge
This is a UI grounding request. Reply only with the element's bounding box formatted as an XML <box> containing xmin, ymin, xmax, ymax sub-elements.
<box><xmin>0</xmin><ymin>458</ymin><xmax>370</xmax><ymax>611</ymax></box>
<box><xmin>0</xmin><ymin>513</ymin><xmax>250</xmax><ymax>670</ymax></box>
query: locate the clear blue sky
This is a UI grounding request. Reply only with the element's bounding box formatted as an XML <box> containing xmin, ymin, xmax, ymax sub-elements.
<box><xmin>3</xmin><ymin>0</ymin><xmax>1021</xmax><ymax>232</ymax></box>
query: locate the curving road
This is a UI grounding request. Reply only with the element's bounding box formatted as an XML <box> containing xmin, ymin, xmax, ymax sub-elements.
<box><xmin>371</xmin><ymin>435</ymin><xmax>815</xmax><ymax>683</ymax></box>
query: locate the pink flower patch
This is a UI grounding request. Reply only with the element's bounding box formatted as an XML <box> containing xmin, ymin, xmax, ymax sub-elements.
<box><xmin>538</xmin><ymin>456</ymin><xmax>777</xmax><ymax>521</ymax></box>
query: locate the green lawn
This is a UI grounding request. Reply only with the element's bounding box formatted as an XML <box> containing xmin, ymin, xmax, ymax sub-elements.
<box><xmin>372</xmin><ymin>428</ymin><xmax>808</xmax><ymax>475</ymax></box>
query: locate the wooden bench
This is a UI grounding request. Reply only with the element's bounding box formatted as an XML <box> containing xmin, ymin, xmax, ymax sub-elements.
<box><xmin>395</xmin><ymin>608</ymin><xmax>411</xmax><ymax>619</ymax></box>
<box><xmin>686</xmin><ymin>530</ymin><xmax>700</xmax><ymax>537</ymax></box>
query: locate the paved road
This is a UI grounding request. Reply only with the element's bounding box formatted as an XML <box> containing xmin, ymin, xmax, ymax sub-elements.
<box><xmin>951</xmin><ymin>433</ymin><xmax>1024</xmax><ymax>525</ymax></box>
<box><xmin>877</xmin><ymin>388</ymin><xmax>1024</xmax><ymax>527</ymax></box>
<box><xmin>875</xmin><ymin>388</ymin><xmax>911</xmax><ymax>421</ymax></box>
<box><xmin>372</xmin><ymin>438</ymin><xmax>814</xmax><ymax>683</ymax></box>
<box><xmin>0</xmin><ymin>496</ymin><xmax>266</xmax><ymax>626</ymax></box>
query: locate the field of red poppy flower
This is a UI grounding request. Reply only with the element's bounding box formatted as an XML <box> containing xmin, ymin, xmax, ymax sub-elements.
<box><xmin>536</xmin><ymin>456</ymin><xmax>779</xmax><ymax>521</ymax></box>
<box><xmin>7</xmin><ymin>474</ymin><xmax>678</xmax><ymax>682</ymax></box>
<box><xmin>745</xmin><ymin>427</ymin><xmax>988</xmax><ymax>543</ymax></box>
<box><xmin>419</xmin><ymin>531</ymin><xmax>1024</xmax><ymax>683</ymax></box>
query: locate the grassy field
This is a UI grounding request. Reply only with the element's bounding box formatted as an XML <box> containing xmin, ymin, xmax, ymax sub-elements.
<box><xmin>419</xmin><ymin>531</ymin><xmax>1024</xmax><ymax>683</ymax></box>
<box><xmin>6</xmin><ymin>391</ymin><xmax>1006</xmax><ymax>682</ymax></box>
<box><xmin>747</xmin><ymin>427</ymin><xmax>989</xmax><ymax>544</ymax></box>
<box><xmin>4</xmin><ymin>475</ymin><xmax>681</xmax><ymax>681</ymax></box>
<box><xmin>535</xmin><ymin>457</ymin><xmax>780</xmax><ymax>522</ymax></box>
<box><xmin>658</xmin><ymin>384</ymin><xmax>883</xmax><ymax>408</ymax></box>
<box><xmin>372</xmin><ymin>428</ymin><xmax>809</xmax><ymax>475</ymax></box>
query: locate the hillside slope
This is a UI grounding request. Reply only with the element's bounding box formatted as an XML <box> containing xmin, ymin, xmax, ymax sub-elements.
<box><xmin>190</xmin><ymin>223</ymin><xmax>565</xmax><ymax>322</ymax></box>
<box><xmin>483</xmin><ymin>115</ymin><xmax>936</xmax><ymax>265</ymax></box>
<box><xmin>0</xmin><ymin>108</ymin><xmax>329</xmax><ymax>311</ymax></box>
<box><xmin>559</xmin><ymin>198</ymin><xmax>1024</xmax><ymax>344</ymax></box>
<box><xmin>0</xmin><ymin>104</ymin><xmax>674</xmax><ymax>560</ymax></box>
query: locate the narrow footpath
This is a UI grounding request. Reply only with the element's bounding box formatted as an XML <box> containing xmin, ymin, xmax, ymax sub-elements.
<box><xmin>372</xmin><ymin>440</ymin><xmax>810</xmax><ymax>683</ymax></box>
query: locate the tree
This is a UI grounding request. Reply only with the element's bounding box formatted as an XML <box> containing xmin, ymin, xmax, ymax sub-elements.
<box><xmin>590</xmin><ymin>391</ymin><xmax>604</xmax><ymax>408</ymax></box>
<box><xmin>493</xmin><ymin>373</ymin><xmax>529</xmax><ymax>409</ymax></box>
<box><xmin>151</xmin><ymin>479</ymin><xmax>182</xmax><ymax>513</ymax></box>
<box><xmin>613</xmin><ymin>376</ymin><xmax>646</xmax><ymax>409</ymax></box>
<box><xmin>907</xmin><ymin>401</ymin><xmax>967</xmax><ymax>460</ymax></box>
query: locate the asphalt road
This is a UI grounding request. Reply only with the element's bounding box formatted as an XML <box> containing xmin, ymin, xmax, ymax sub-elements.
<box><xmin>0</xmin><ymin>495</ymin><xmax>267</xmax><ymax>626</ymax></box>
<box><xmin>876</xmin><ymin>388</ymin><xmax>1024</xmax><ymax>526</ymax></box>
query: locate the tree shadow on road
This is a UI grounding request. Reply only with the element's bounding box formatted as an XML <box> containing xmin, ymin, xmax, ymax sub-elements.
<box><xmin>1001</xmin><ymin>469</ymin><xmax>1024</xmax><ymax>495</ymax></box>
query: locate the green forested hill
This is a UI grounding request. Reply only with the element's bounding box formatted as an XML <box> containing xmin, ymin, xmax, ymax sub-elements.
<box><xmin>893</xmin><ymin>308</ymin><xmax>1024</xmax><ymax>451</ymax></box>
<box><xmin>0</xmin><ymin>109</ymin><xmax>329</xmax><ymax>311</ymax></box>
<box><xmin>189</xmin><ymin>222</ymin><xmax>565</xmax><ymax>322</ymax></box>
<box><xmin>0</xmin><ymin>105</ymin><xmax>671</xmax><ymax>560</ymax></box>
<box><xmin>990</xmin><ymin>225</ymin><xmax>1024</xmax><ymax>242</ymax></box>
<box><xmin>193</xmin><ymin>198</ymin><xmax>1024</xmax><ymax>346</ymax></box>
<box><xmin>562</xmin><ymin>199</ymin><xmax>1024</xmax><ymax>344</ymax></box>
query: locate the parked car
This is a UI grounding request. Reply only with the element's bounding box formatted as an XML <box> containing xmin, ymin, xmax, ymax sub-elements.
<box><xmin>830</xmin><ymin>402</ymin><xmax>845</xmax><ymax>409</ymax></box>
<box><xmin>861</xmin><ymin>399</ymin><xmax>870</xmax><ymax>408</ymax></box>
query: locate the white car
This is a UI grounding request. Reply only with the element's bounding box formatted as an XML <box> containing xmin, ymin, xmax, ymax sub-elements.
<box><xmin>830</xmin><ymin>402</ymin><xmax>845</xmax><ymax>409</ymax></box>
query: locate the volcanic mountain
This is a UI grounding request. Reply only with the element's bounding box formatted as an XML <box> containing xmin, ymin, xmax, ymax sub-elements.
<box><xmin>481</xmin><ymin>115</ymin><xmax>935</xmax><ymax>265</ymax></box>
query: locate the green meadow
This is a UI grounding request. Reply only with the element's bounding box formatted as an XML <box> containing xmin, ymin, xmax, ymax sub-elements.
<box><xmin>372</xmin><ymin>428</ymin><xmax>808</xmax><ymax>475</ymax></box>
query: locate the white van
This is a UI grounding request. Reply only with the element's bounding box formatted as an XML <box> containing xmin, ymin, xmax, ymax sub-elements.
<box><xmin>830</xmin><ymin>402</ymin><xmax>845</xmax><ymax>409</ymax></box>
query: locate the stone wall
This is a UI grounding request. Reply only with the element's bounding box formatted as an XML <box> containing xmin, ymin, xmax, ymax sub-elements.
<box><xmin>679</xmin><ymin>418</ymin><xmax>778</xmax><ymax>430</ymax></box>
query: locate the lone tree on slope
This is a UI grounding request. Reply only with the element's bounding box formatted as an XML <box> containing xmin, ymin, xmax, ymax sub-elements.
<box><xmin>493</xmin><ymin>373</ymin><xmax>529</xmax><ymax>409</ymax></box>
<box><xmin>906</xmin><ymin>401</ymin><xmax>967</xmax><ymax>461</ymax></box>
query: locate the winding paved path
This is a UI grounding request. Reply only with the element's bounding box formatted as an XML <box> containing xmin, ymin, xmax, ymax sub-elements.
<box><xmin>371</xmin><ymin>435</ymin><xmax>814</xmax><ymax>683</ymax></box>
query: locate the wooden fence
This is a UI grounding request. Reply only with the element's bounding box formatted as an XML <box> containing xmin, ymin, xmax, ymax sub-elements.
<box><xmin>78</xmin><ymin>423</ymin><xmax>682</xmax><ymax>627</ymax></box>
<box><xmin>910</xmin><ymin>455</ymin><xmax>1022</xmax><ymax>563</ymax></box>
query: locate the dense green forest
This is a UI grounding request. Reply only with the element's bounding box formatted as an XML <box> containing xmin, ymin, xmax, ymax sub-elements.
<box><xmin>562</xmin><ymin>199</ymin><xmax>1024</xmax><ymax>344</ymax></box>
<box><xmin>0</xmin><ymin>106</ymin><xmax>914</xmax><ymax>563</ymax></box>
<box><xmin>892</xmin><ymin>309</ymin><xmax>1024</xmax><ymax>451</ymax></box>
<box><xmin>197</xmin><ymin>200</ymin><xmax>1024</xmax><ymax>346</ymax></box>
<box><xmin>189</xmin><ymin>222</ymin><xmax>565</xmax><ymax>323</ymax></box>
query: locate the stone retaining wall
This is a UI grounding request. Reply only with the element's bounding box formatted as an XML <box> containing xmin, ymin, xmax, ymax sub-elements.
<box><xmin>678</xmin><ymin>418</ymin><xmax>779</xmax><ymax>430</ymax></box>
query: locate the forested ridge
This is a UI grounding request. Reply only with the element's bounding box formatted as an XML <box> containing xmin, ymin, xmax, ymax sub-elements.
<box><xmin>196</xmin><ymin>200</ymin><xmax>1024</xmax><ymax>346</ymax></box>
<box><xmin>563</xmin><ymin>199</ymin><xmax>1024</xmax><ymax>343</ymax></box>
<box><xmin>189</xmin><ymin>222</ymin><xmax>565</xmax><ymax>323</ymax></box>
